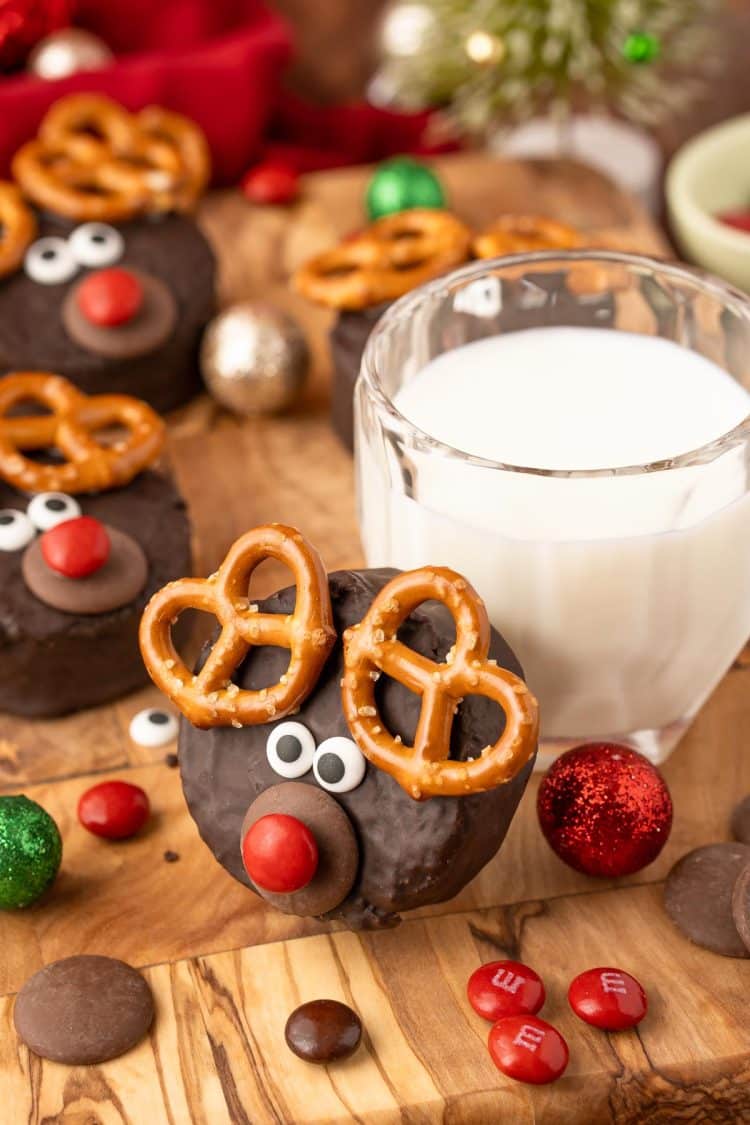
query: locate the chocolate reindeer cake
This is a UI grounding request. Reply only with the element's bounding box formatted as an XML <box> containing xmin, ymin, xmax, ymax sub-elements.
<box><xmin>0</xmin><ymin>371</ymin><xmax>190</xmax><ymax>717</ymax></box>
<box><xmin>294</xmin><ymin>209</ymin><xmax>472</xmax><ymax>450</ymax></box>
<box><xmin>140</xmin><ymin>525</ymin><xmax>538</xmax><ymax>930</ymax></box>
<box><xmin>0</xmin><ymin>94</ymin><xmax>215</xmax><ymax>414</ymax></box>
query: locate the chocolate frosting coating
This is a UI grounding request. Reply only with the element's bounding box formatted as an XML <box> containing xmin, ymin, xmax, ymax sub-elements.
<box><xmin>0</xmin><ymin>214</ymin><xmax>215</xmax><ymax>414</ymax></box>
<box><xmin>179</xmin><ymin>568</ymin><xmax>536</xmax><ymax>929</ymax></box>
<box><xmin>329</xmin><ymin>303</ymin><xmax>389</xmax><ymax>451</ymax></box>
<box><xmin>0</xmin><ymin>471</ymin><xmax>191</xmax><ymax>717</ymax></box>
<box><xmin>23</xmin><ymin>524</ymin><xmax>147</xmax><ymax>614</ymax></box>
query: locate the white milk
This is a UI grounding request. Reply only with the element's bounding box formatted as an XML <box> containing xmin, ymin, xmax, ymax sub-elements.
<box><xmin>357</xmin><ymin>327</ymin><xmax>750</xmax><ymax>759</ymax></box>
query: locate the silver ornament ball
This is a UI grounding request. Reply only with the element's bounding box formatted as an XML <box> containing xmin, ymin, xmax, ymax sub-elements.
<box><xmin>28</xmin><ymin>29</ymin><xmax>114</xmax><ymax>81</ymax></box>
<box><xmin>200</xmin><ymin>302</ymin><xmax>310</xmax><ymax>416</ymax></box>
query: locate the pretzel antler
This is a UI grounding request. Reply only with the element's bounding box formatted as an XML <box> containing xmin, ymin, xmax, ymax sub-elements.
<box><xmin>0</xmin><ymin>372</ymin><xmax>165</xmax><ymax>494</ymax></box>
<box><xmin>294</xmin><ymin>209</ymin><xmax>472</xmax><ymax>310</ymax></box>
<box><xmin>342</xmin><ymin>568</ymin><xmax>538</xmax><ymax>799</ymax></box>
<box><xmin>12</xmin><ymin>94</ymin><xmax>210</xmax><ymax>222</ymax></box>
<box><xmin>139</xmin><ymin>525</ymin><xmax>337</xmax><ymax>729</ymax></box>
<box><xmin>0</xmin><ymin>182</ymin><xmax>36</xmax><ymax>279</ymax></box>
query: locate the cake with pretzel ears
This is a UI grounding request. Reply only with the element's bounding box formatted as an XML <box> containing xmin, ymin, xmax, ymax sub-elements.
<box><xmin>293</xmin><ymin>209</ymin><xmax>473</xmax><ymax>450</ymax></box>
<box><xmin>0</xmin><ymin>371</ymin><xmax>191</xmax><ymax>718</ymax></box>
<box><xmin>0</xmin><ymin>94</ymin><xmax>215</xmax><ymax>415</ymax></box>
<box><xmin>139</xmin><ymin>525</ymin><xmax>538</xmax><ymax>929</ymax></box>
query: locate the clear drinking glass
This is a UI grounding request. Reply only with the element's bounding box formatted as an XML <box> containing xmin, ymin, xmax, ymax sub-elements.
<box><xmin>354</xmin><ymin>252</ymin><xmax>750</xmax><ymax>768</ymax></box>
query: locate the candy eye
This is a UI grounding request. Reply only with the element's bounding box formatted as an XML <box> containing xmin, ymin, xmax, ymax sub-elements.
<box><xmin>69</xmin><ymin>223</ymin><xmax>124</xmax><ymax>268</ymax></box>
<box><xmin>129</xmin><ymin>707</ymin><xmax>179</xmax><ymax>748</ymax></box>
<box><xmin>24</xmin><ymin>237</ymin><xmax>78</xmax><ymax>284</ymax></box>
<box><xmin>27</xmin><ymin>492</ymin><xmax>82</xmax><ymax>531</ymax></box>
<box><xmin>313</xmin><ymin>737</ymin><xmax>366</xmax><ymax>794</ymax></box>
<box><xmin>0</xmin><ymin>509</ymin><xmax>35</xmax><ymax>551</ymax></box>
<box><xmin>266</xmin><ymin>721</ymin><xmax>316</xmax><ymax>779</ymax></box>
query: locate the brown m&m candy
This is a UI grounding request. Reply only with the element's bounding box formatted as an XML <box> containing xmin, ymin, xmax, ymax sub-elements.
<box><xmin>14</xmin><ymin>955</ymin><xmax>154</xmax><ymax>1064</ymax></box>
<box><xmin>285</xmin><ymin>999</ymin><xmax>362</xmax><ymax>1064</ymax></box>
<box><xmin>730</xmin><ymin>796</ymin><xmax>750</xmax><ymax>845</ymax></box>
<box><xmin>664</xmin><ymin>843</ymin><xmax>750</xmax><ymax>958</ymax></box>
<box><xmin>731</xmin><ymin>862</ymin><xmax>750</xmax><ymax>954</ymax></box>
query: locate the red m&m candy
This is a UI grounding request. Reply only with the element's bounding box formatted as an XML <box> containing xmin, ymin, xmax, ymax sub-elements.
<box><xmin>78</xmin><ymin>780</ymin><xmax>150</xmax><ymax>840</ymax></box>
<box><xmin>568</xmin><ymin>967</ymin><xmax>647</xmax><ymax>1030</ymax></box>
<box><xmin>467</xmin><ymin>960</ymin><xmax>545</xmax><ymax>1022</ymax></box>
<box><xmin>77</xmin><ymin>267</ymin><xmax>144</xmax><ymax>327</ymax></box>
<box><xmin>242</xmin><ymin>813</ymin><xmax>318</xmax><ymax>893</ymax></box>
<box><xmin>41</xmin><ymin>516</ymin><xmax>110</xmax><ymax>579</ymax></box>
<box><xmin>241</xmin><ymin>162</ymin><xmax>300</xmax><ymax>205</ymax></box>
<box><xmin>717</xmin><ymin>209</ymin><xmax>750</xmax><ymax>234</ymax></box>
<box><xmin>488</xmin><ymin>1015</ymin><xmax>569</xmax><ymax>1085</ymax></box>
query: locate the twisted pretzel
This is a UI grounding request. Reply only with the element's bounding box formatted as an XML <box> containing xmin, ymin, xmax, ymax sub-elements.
<box><xmin>342</xmin><ymin>567</ymin><xmax>538</xmax><ymax>800</ymax></box>
<box><xmin>472</xmin><ymin>215</ymin><xmax>583</xmax><ymax>259</ymax></box>
<box><xmin>12</xmin><ymin>94</ymin><xmax>210</xmax><ymax>223</ymax></box>
<box><xmin>0</xmin><ymin>182</ymin><xmax>36</xmax><ymax>279</ymax></box>
<box><xmin>139</xmin><ymin>525</ymin><xmax>337</xmax><ymax>729</ymax></box>
<box><xmin>0</xmin><ymin>372</ymin><xmax>165</xmax><ymax>494</ymax></box>
<box><xmin>294</xmin><ymin>209</ymin><xmax>472</xmax><ymax>310</ymax></box>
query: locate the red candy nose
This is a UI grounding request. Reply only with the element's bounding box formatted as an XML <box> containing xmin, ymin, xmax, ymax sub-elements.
<box><xmin>41</xmin><ymin>516</ymin><xmax>111</xmax><ymax>579</ymax></box>
<box><xmin>241</xmin><ymin>813</ymin><xmax>318</xmax><ymax>893</ymax></box>
<box><xmin>77</xmin><ymin>267</ymin><xmax>143</xmax><ymax>327</ymax></box>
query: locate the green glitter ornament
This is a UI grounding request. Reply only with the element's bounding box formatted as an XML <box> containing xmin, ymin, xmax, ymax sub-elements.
<box><xmin>366</xmin><ymin>157</ymin><xmax>446</xmax><ymax>221</ymax></box>
<box><xmin>622</xmin><ymin>31</ymin><xmax>661</xmax><ymax>65</ymax></box>
<box><xmin>0</xmin><ymin>796</ymin><xmax>62</xmax><ymax>909</ymax></box>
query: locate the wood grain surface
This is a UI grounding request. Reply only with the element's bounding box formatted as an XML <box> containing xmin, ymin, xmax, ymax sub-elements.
<box><xmin>1</xmin><ymin>154</ymin><xmax>748</xmax><ymax>1125</ymax></box>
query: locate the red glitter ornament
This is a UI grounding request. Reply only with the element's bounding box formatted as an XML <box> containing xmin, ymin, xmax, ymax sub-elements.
<box><xmin>537</xmin><ymin>743</ymin><xmax>672</xmax><ymax>877</ymax></box>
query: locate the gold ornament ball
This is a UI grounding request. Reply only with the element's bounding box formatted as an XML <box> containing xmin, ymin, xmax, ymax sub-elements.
<box><xmin>28</xmin><ymin>28</ymin><xmax>114</xmax><ymax>80</ymax></box>
<box><xmin>200</xmin><ymin>303</ymin><xmax>310</xmax><ymax>416</ymax></box>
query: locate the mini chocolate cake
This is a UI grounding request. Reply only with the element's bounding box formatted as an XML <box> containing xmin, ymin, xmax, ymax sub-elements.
<box><xmin>329</xmin><ymin>304</ymin><xmax>389</xmax><ymax>451</ymax></box>
<box><xmin>0</xmin><ymin>214</ymin><xmax>215</xmax><ymax>415</ymax></box>
<box><xmin>179</xmin><ymin>568</ymin><xmax>536</xmax><ymax>930</ymax></box>
<box><xmin>0</xmin><ymin>471</ymin><xmax>191</xmax><ymax>717</ymax></box>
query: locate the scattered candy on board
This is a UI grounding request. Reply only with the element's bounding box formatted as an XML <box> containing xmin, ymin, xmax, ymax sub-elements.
<box><xmin>536</xmin><ymin>743</ymin><xmax>673</xmax><ymax>877</ymax></box>
<box><xmin>731</xmin><ymin>795</ymin><xmax>750</xmax><ymax>844</ymax></box>
<box><xmin>14</xmin><ymin>955</ymin><xmax>154</xmax><ymax>1064</ymax></box>
<box><xmin>77</xmin><ymin>780</ymin><xmax>150</xmax><ymax>841</ymax></box>
<box><xmin>365</xmin><ymin>157</ymin><xmax>446</xmax><ymax>220</ymax></box>
<box><xmin>241</xmin><ymin>161</ymin><xmax>300</xmax><ymax>205</ymax></box>
<box><xmin>568</xmin><ymin>968</ymin><xmax>648</xmax><ymax>1030</ymax></box>
<box><xmin>285</xmin><ymin>999</ymin><xmax>362</xmax><ymax>1064</ymax></box>
<box><xmin>200</xmin><ymin>302</ymin><xmax>310</xmax><ymax>415</ymax></box>
<box><xmin>129</xmin><ymin>708</ymin><xmax>179</xmax><ymax>748</ymax></box>
<box><xmin>717</xmin><ymin>209</ymin><xmax>750</xmax><ymax>234</ymax></box>
<box><xmin>467</xmin><ymin>960</ymin><xmax>545</xmax><ymax>1022</ymax></box>
<box><xmin>731</xmin><ymin>861</ymin><xmax>750</xmax><ymax>955</ymax></box>
<box><xmin>0</xmin><ymin>795</ymin><xmax>62</xmax><ymax>909</ymax></box>
<box><xmin>488</xmin><ymin>1015</ymin><xmax>569</xmax><ymax>1085</ymax></box>
<box><xmin>663</xmin><ymin>842</ymin><xmax>750</xmax><ymax>958</ymax></box>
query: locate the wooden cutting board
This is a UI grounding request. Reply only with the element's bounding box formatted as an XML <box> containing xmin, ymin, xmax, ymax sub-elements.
<box><xmin>1</xmin><ymin>154</ymin><xmax>749</xmax><ymax>1125</ymax></box>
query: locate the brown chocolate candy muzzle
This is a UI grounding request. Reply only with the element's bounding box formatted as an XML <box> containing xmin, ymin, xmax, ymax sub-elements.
<box><xmin>241</xmin><ymin>782</ymin><xmax>359</xmax><ymax>917</ymax></box>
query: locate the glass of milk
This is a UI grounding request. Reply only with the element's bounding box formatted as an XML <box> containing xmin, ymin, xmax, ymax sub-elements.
<box><xmin>354</xmin><ymin>252</ymin><xmax>750</xmax><ymax>767</ymax></box>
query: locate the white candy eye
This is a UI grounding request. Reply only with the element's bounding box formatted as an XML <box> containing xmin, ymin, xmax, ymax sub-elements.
<box><xmin>266</xmin><ymin>721</ymin><xmax>315</xmax><ymax>779</ymax></box>
<box><xmin>69</xmin><ymin>223</ymin><xmax>124</xmax><ymax>268</ymax></box>
<box><xmin>27</xmin><ymin>492</ymin><xmax>81</xmax><ymax>531</ymax></box>
<box><xmin>0</xmin><ymin>509</ymin><xmax>35</xmax><ymax>551</ymax></box>
<box><xmin>129</xmin><ymin>707</ymin><xmax>178</xmax><ymax>748</ymax></box>
<box><xmin>313</xmin><ymin>737</ymin><xmax>366</xmax><ymax>794</ymax></box>
<box><xmin>24</xmin><ymin>237</ymin><xmax>78</xmax><ymax>284</ymax></box>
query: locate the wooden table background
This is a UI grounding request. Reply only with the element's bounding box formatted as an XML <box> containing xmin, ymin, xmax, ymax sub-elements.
<box><xmin>1</xmin><ymin>155</ymin><xmax>749</xmax><ymax>1124</ymax></box>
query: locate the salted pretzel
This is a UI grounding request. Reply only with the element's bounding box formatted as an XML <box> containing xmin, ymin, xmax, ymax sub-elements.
<box><xmin>342</xmin><ymin>567</ymin><xmax>538</xmax><ymax>800</ymax></box>
<box><xmin>472</xmin><ymin>215</ymin><xmax>583</xmax><ymax>259</ymax></box>
<box><xmin>0</xmin><ymin>372</ymin><xmax>165</xmax><ymax>494</ymax></box>
<box><xmin>0</xmin><ymin>182</ymin><xmax>36</xmax><ymax>279</ymax></box>
<box><xmin>12</xmin><ymin>94</ymin><xmax>210</xmax><ymax>222</ymax></box>
<box><xmin>139</xmin><ymin>525</ymin><xmax>337</xmax><ymax>729</ymax></box>
<box><xmin>293</xmin><ymin>209</ymin><xmax>472</xmax><ymax>310</ymax></box>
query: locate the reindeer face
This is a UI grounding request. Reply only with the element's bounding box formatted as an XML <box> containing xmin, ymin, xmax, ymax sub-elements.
<box><xmin>177</xmin><ymin>568</ymin><xmax>536</xmax><ymax>930</ymax></box>
<box><xmin>0</xmin><ymin>213</ymin><xmax>214</xmax><ymax>413</ymax></box>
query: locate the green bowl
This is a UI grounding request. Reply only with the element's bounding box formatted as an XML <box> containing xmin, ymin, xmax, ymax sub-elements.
<box><xmin>666</xmin><ymin>113</ymin><xmax>750</xmax><ymax>291</ymax></box>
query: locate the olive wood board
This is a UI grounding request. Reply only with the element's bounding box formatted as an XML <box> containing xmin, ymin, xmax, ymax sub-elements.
<box><xmin>1</xmin><ymin>153</ymin><xmax>748</xmax><ymax>1125</ymax></box>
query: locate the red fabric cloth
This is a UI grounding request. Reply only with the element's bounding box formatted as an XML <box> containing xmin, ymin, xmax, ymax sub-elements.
<box><xmin>0</xmin><ymin>0</ymin><xmax>452</xmax><ymax>184</ymax></box>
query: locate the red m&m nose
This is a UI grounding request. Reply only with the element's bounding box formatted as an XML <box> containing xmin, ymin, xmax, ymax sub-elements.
<box><xmin>77</xmin><ymin>267</ymin><xmax>143</xmax><ymax>327</ymax></box>
<box><xmin>241</xmin><ymin>813</ymin><xmax>318</xmax><ymax>893</ymax></box>
<box><xmin>41</xmin><ymin>516</ymin><xmax>110</xmax><ymax>579</ymax></box>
